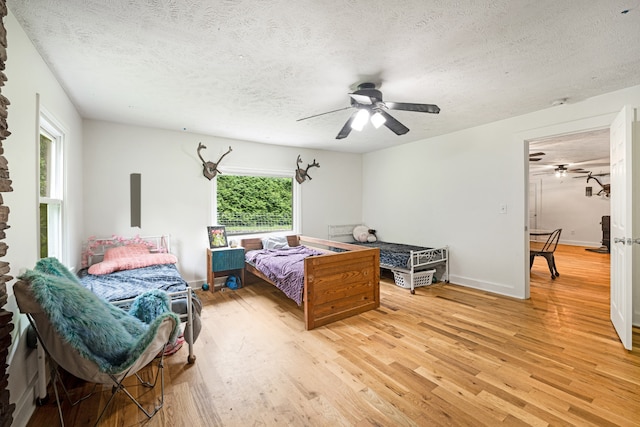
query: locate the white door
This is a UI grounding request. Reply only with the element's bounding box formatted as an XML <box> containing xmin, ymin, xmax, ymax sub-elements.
<box><xmin>609</xmin><ymin>106</ymin><xmax>635</xmax><ymax>350</ymax></box>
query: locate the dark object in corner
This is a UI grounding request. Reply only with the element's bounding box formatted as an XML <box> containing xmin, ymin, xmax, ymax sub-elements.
<box><xmin>586</xmin><ymin>215</ymin><xmax>610</xmax><ymax>254</ymax></box>
<box><xmin>585</xmin><ymin>247</ymin><xmax>610</xmax><ymax>254</ymax></box>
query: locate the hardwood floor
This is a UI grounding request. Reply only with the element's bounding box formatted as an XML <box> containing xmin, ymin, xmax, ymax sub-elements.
<box><xmin>26</xmin><ymin>245</ymin><xmax>639</xmax><ymax>426</ymax></box>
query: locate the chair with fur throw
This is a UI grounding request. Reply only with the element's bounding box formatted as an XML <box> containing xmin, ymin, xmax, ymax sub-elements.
<box><xmin>14</xmin><ymin>257</ymin><xmax>180</xmax><ymax>426</ymax></box>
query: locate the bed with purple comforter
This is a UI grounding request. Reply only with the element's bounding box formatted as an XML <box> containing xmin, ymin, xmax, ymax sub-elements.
<box><xmin>245</xmin><ymin>245</ymin><xmax>324</xmax><ymax>305</ymax></box>
<box><xmin>241</xmin><ymin>235</ymin><xmax>380</xmax><ymax>330</ymax></box>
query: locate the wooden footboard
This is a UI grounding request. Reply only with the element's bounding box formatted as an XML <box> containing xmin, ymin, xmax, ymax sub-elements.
<box><xmin>241</xmin><ymin>235</ymin><xmax>380</xmax><ymax>330</ymax></box>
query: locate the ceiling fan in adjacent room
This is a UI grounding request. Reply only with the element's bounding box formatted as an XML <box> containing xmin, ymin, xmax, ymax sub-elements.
<box><xmin>297</xmin><ymin>83</ymin><xmax>440</xmax><ymax>139</ymax></box>
<box><xmin>533</xmin><ymin>164</ymin><xmax>593</xmax><ymax>177</ymax></box>
<box><xmin>529</xmin><ymin>152</ymin><xmax>546</xmax><ymax>161</ymax></box>
<box><xmin>532</xmin><ymin>157</ymin><xmax>610</xmax><ymax>177</ymax></box>
<box><xmin>553</xmin><ymin>164</ymin><xmax>569</xmax><ymax>177</ymax></box>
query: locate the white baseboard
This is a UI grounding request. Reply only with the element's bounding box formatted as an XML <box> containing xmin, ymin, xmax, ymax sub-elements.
<box><xmin>11</xmin><ymin>384</ymin><xmax>36</xmax><ymax>427</ymax></box>
<box><xmin>559</xmin><ymin>239</ymin><xmax>604</xmax><ymax>247</ymax></box>
<box><xmin>7</xmin><ymin>340</ymin><xmax>39</xmax><ymax>427</ymax></box>
<box><xmin>448</xmin><ymin>274</ymin><xmax>526</xmax><ymax>299</ymax></box>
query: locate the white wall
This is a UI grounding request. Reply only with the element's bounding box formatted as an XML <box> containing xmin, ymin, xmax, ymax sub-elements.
<box><xmin>362</xmin><ymin>85</ymin><xmax>640</xmax><ymax>299</ymax></box>
<box><xmin>82</xmin><ymin>120</ymin><xmax>363</xmax><ymax>286</ymax></box>
<box><xmin>4</xmin><ymin>10</ymin><xmax>84</xmax><ymax>427</ymax></box>
<box><xmin>531</xmin><ymin>175</ymin><xmax>610</xmax><ymax>247</ymax></box>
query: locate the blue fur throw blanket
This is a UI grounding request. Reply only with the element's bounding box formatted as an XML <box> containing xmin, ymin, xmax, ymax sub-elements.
<box><xmin>19</xmin><ymin>257</ymin><xmax>180</xmax><ymax>374</ymax></box>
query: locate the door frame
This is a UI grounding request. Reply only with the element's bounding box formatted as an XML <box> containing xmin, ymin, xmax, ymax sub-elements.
<box><xmin>518</xmin><ymin>113</ymin><xmax>616</xmax><ymax>299</ymax></box>
<box><xmin>529</xmin><ymin>181</ymin><xmax>539</xmax><ymax>232</ymax></box>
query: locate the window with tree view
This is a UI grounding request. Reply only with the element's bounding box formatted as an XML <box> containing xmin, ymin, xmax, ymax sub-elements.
<box><xmin>216</xmin><ymin>174</ymin><xmax>294</xmax><ymax>235</ymax></box>
<box><xmin>39</xmin><ymin>116</ymin><xmax>64</xmax><ymax>260</ymax></box>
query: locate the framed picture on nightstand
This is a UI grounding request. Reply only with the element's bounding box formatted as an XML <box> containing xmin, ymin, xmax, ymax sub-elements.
<box><xmin>207</xmin><ymin>225</ymin><xmax>228</xmax><ymax>249</ymax></box>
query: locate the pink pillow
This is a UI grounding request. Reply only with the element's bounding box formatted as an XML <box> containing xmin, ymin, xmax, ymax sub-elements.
<box><xmin>103</xmin><ymin>244</ymin><xmax>150</xmax><ymax>261</ymax></box>
<box><xmin>88</xmin><ymin>253</ymin><xmax>178</xmax><ymax>275</ymax></box>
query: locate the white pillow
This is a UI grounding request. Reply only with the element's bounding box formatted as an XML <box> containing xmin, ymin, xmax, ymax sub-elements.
<box><xmin>262</xmin><ymin>235</ymin><xmax>290</xmax><ymax>250</ymax></box>
<box><xmin>353</xmin><ymin>225</ymin><xmax>370</xmax><ymax>243</ymax></box>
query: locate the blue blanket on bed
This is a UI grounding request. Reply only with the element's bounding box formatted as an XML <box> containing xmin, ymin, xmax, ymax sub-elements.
<box><xmin>21</xmin><ymin>258</ymin><xmax>179</xmax><ymax>374</ymax></box>
<box><xmin>78</xmin><ymin>263</ymin><xmax>190</xmax><ymax>302</ymax></box>
<box><xmin>334</xmin><ymin>241</ymin><xmax>432</xmax><ymax>269</ymax></box>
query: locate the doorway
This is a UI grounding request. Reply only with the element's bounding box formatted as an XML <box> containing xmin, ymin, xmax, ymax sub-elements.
<box><xmin>521</xmin><ymin>114</ymin><xmax>616</xmax><ymax>299</ymax></box>
<box><xmin>528</xmin><ymin>128</ymin><xmax>611</xmax><ymax>251</ymax></box>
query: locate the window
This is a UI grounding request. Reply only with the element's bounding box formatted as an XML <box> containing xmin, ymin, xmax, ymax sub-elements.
<box><xmin>215</xmin><ymin>170</ymin><xmax>299</xmax><ymax>236</ymax></box>
<box><xmin>39</xmin><ymin>113</ymin><xmax>64</xmax><ymax>260</ymax></box>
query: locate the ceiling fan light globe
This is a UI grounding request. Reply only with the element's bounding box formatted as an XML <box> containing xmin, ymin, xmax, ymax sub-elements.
<box><xmin>554</xmin><ymin>168</ymin><xmax>567</xmax><ymax>178</ymax></box>
<box><xmin>351</xmin><ymin>109</ymin><xmax>370</xmax><ymax>131</ymax></box>
<box><xmin>371</xmin><ymin>112</ymin><xmax>386</xmax><ymax>128</ymax></box>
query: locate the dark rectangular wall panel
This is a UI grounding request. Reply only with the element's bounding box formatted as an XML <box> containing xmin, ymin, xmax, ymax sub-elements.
<box><xmin>130</xmin><ymin>173</ymin><xmax>141</xmax><ymax>228</ymax></box>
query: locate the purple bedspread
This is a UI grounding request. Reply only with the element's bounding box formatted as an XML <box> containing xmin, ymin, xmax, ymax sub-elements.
<box><xmin>245</xmin><ymin>245</ymin><xmax>325</xmax><ymax>305</ymax></box>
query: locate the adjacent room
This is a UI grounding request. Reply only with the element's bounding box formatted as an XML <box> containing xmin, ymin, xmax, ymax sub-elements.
<box><xmin>1</xmin><ymin>1</ymin><xmax>639</xmax><ymax>426</ymax></box>
<box><xmin>528</xmin><ymin>130</ymin><xmax>612</xmax><ymax>278</ymax></box>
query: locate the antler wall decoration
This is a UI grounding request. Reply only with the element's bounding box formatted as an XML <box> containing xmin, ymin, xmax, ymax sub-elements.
<box><xmin>295</xmin><ymin>155</ymin><xmax>320</xmax><ymax>184</ymax></box>
<box><xmin>586</xmin><ymin>172</ymin><xmax>610</xmax><ymax>198</ymax></box>
<box><xmin>197</xmin><ymin>143</ymin><xmax>232</xmax><ymax>180</ymax></box>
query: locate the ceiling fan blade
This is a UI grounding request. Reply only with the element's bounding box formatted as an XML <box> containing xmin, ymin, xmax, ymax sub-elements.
<box><xmin>335</xmin><ymin>111</ymin><xmax>358</xmax><ymax>139</ymax></box>
<box><xmin>349</xmin><ymin>93</ymin><xmax>373</xmax><ymax>105</ymax></box>
<box><xmin>297</xmin><ymin>106</ymin><xmax>352</xmax><ymax>122</ymax></box>
<box><xmin>576</xmin><ymin>162</ymin><xmax>610</xmax><ymax>168</ymax></box>
<box><xmin>569</xmin><ymin>158</ymin><xmax>609</xmax><ymax>167</ymax></box>
<box><xmin>386</xmin><ymin>101</ymin><xmax>440</xmax><ymax>114</ymax></box>
<box><xmin>379</xmin><ymin>111</ymin><xmax>409</xmax><ymax>135</ymax></box>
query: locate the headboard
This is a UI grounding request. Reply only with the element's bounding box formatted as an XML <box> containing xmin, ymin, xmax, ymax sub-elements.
<box><xmin>327</xmin><ymin>224</ymin><xmax>360</xmax><ymax>242</ymax></box>
<box><xmin>81</xmin><ymin>235</ymin><xmax>171</xmax><ymax>267</ymax></box>
<box><xmin>239</xmin><ymin>235</ymin><xmax>300</xmax><ymax>252</ymax></box>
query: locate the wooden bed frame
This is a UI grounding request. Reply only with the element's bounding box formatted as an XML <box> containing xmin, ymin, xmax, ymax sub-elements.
<box><xmin>240</xmin><ymin>235</ymin><xmax>380</xmax><ymax>330</ymax></box>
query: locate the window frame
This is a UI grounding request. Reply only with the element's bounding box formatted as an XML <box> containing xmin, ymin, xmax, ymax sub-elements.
<box><xmin>38</xmin><ymin>106</ymin><xmax>67</xmax><ymax>263</ymax></box>
<box><xmin>212</xmin><ymin>166</ymin><xmax>301</xmax><ymax>237</ymax></box>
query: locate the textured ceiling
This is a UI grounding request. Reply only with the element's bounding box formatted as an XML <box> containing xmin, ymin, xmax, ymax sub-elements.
<box><xmin>529</xmin><ymin>129</ymin><xmax>611</xmax><ymax>179</ymax></box>
<box><xmin>7</xmin><ymin>0</ymin><xmax>640</xmax><ymax>154</ymax></box>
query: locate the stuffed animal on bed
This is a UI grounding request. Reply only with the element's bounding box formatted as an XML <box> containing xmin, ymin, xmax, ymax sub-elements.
<box><xmin>353</xmin><ymin>225</ymin><xmax>377</xmax><ymax>243</ymax></box>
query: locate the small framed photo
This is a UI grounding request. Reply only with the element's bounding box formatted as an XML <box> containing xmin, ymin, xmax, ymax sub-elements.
<box><xmin>207</xmin><ymin>226</ymin><xmax>228</xmax><ymax>249</ymax></box>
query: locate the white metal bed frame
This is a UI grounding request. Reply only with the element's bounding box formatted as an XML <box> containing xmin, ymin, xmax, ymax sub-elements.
<box><xmin>328</xmin><ymin>224</ymin><xmax>449</xmax><ymax>294</ymax></box>
<box><xmin>83</xmin><ymin>235</ymin><xmax>196</xmax><ymax>363</ymax></box>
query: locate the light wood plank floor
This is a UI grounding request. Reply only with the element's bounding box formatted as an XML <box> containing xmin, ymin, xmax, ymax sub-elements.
<box><xmin>27</xmin><ymin>245</ymin><xmax>639</xmax><ymax>426</ymax></box>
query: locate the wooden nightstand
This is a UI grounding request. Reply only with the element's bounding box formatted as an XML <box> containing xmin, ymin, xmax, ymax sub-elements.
<box><xmin>206</xmin><ymin>247</ymin><xmax>245</xmax><ymax>291</ymax></box>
